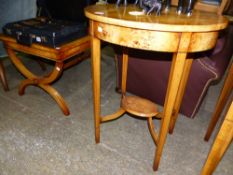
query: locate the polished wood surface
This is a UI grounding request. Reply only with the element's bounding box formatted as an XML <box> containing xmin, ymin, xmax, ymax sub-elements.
<box><xmin>204</xmin><ymin>63</ymin><xmax>233</xmax><ymax>141</ymax></box>
<box><xmin>86</xmin><ymin>5</ymin><xmax>227</xmax><ymax>52</ymax></box>
<box><xmin>0</xmin><ymin>34</ymin><xmax>90</xmax><ymax>115</ymax></box>
<box><xmin>169</xmin><ymin>58</ymin><xmax>193</xmax><ymax>133</ymax></box>
<box><xmin>121</xmin><ymin>95</ymin><xmax>158</xmax><ymax>117</ymax></box>
<box><xmin>85</xmin><ymin>4</ymin><xmax>228</xmax><ymax>171</ymax></box>
<box><xmin>85</xmin><ymin>5</ymin><xmax>227</xmax><ymax>32</ymax></box>
<box><xmin>0</xmin><ymin>60</ymin><xmax>9</xmax><ymax>91</ymax></box>
<box><xmin>201</xmin><ymin>100</ymin><xmax>233</xmax><ymax>175</ymax></box>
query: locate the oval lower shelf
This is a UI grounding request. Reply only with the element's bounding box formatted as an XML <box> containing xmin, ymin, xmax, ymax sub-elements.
<box><xmin>121</xmin><ymin>95</ymin><xmax>158</xmax><ymax>117</ymax></box>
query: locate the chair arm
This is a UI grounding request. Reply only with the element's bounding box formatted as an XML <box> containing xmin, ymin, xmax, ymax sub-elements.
<box><xmin>199</xmin><ymin>24</ymin><xmax>233</xmax><ymax>78</ymax></box>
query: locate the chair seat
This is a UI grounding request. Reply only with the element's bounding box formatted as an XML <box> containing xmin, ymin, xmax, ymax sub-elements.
<box><xmin>121</xmin><ymin>95</ymin><xmax>158</xmax><ymax>117</ymax></box>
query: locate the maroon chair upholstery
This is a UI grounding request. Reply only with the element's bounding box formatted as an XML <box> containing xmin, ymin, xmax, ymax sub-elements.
<box><xmin>115</xmin><ymin>24</ymin><xmax>233</xmax><ymax>118</ymax></box>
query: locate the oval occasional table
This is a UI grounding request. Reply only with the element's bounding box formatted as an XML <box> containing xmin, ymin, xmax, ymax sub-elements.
<box><xmin>85</xmin><ymin>4</ymin><xmax>228</xmax><ymax>171</ymax></box>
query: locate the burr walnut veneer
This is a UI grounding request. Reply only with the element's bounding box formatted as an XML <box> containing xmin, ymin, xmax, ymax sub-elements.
<box><xmin>85</xmin><ymin>4</ymin><xmax>228</xmax><ymax>171</ymax></box>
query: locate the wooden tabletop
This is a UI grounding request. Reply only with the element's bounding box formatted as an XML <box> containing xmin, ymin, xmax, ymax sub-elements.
<box><xmin>85</xmin><ymin>4</ymin><xmax>228</xmax><ymax>32</ymax></box>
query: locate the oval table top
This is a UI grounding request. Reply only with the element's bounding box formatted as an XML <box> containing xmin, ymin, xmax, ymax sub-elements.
<box><xmin>85</xmin><ymin>4</ymin><xmax>228</xmax><ymax>32</ymax></box>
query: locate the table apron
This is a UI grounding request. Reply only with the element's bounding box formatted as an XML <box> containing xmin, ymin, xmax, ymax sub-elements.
<box><xmin>92</xmin><ymin>21</ymin><xmax>219</xmax><ymax>53</ymax></box>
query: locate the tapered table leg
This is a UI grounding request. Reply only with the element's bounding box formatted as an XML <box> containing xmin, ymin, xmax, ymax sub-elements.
<box><xmin>201</xmin><ymin>100</ymin><xmax>233</xmax><ymax>175</ymax></box>
<box><xmin>169</xmin><ymin>58</ymin><xmax>193</xmax><ymax>134</ymax></box>
<box><xmin>91</xmin><ymin>36</ymin><xmax>101</xmax><ymax>143</ymax></box>
<box><xmin>121</xmin><ymin>47</ymin><xmax>128</xmax><ymax>95</ymax></box>
<box><xmin>204</xmin><ymin>63</ymin><xmax>233</xmax><ymax>141</ymax></box>
<box><xmin>153</xmin><ymin>32</ymin><xmax>192</xmax><ymax>171</ymax></box>
<box><xmin>153</xmin><ymin>52</ymin><xmax>187</xmax><ymax>170</ymax></box>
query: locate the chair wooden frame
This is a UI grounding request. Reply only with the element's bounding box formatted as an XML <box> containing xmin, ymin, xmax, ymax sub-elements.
<box><xmin>0</xmin><ymin>34</ymin><xmax>90</xmax><ymax>115</ymax></box>
<box><xmin>204</xmin><ymin>63</ymin><xmax>233</xmax><ymax>141</ymax></box>
<box><xmin>201</xmin><ymin>63</ymin><xmax>232</xmax><ymax>174</ymax></box>
<box><xmin>0</xmin><ymin>59</ymin><xmax>9</xmax><ymax>91</ymax></box>
<box><xmin>202</xmin><ymin>101</ymin><xmax>232</xmax><ymax>174</ymax></box>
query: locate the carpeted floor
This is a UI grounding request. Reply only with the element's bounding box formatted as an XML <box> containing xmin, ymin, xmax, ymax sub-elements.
<box><xmin>0</xmin><ymin>46</ymin><xmax>232</xmax><ymax>175</ymax></box>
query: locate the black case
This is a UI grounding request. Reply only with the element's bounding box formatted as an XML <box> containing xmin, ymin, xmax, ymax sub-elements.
<box><xmin>2</xmin><ymin>0</ymin><xmax>97</xmax><ymax>48</ymax></box>
<box><xmin>2</xmin><ymin>17</ymin><xmax>87</xmax><ymax>48</ymax></box>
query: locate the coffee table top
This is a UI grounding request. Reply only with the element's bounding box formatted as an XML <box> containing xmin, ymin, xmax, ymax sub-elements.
<box><xmin>85</xmin><ymin>4</ymin><xmax>228</xmax><ymax>32</ymax></box>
